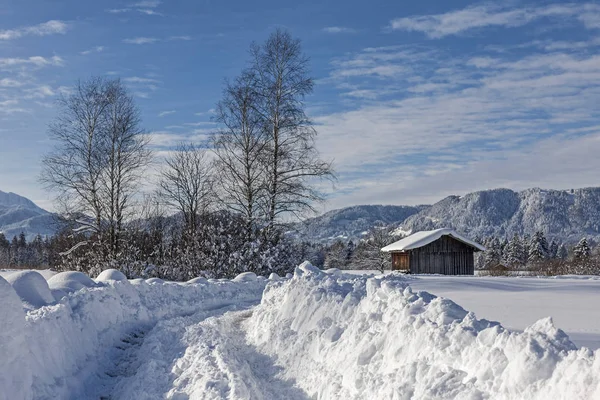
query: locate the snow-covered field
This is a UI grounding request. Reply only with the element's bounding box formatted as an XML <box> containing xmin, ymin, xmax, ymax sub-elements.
<box><xmin>2</xmin><ymin>265</ymin><xmax>600</xmax><ymax>399</ymax></box>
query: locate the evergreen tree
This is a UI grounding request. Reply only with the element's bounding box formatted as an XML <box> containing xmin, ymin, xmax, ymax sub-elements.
<box><xmin>557</xmin><ymin>243</ymin><xmax>569</xmax><ymax>260</ymax></box>
<box><xmin>528</xmin><ymin>231</ymin><xmax>548</xmax><ymax>264</ymax></box>
<box><xmin>573</xmin><ymin>238</ymin><xmax>591</xmax><ymax>259</ymax></box>
<box><xmin>0</xmin><ymin>233</ymin><xmax>9</xmax><ymax>267</ymax></box>
<box><xmin>548</xmin><ymin>239</ymin><xmax>559</xmax><ymax>259</ymax></box>
<box><xmin>504</xmin><ymin>234</ymin><xmax>524</xmax><ymax>267</ymax></box>
<box><xmin>484</xmin><ymin>237</ymin><xmax>502</xmax><ymax>267</ymax></box>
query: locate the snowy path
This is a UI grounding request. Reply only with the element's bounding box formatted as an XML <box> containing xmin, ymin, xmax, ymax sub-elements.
<box><xmin>75</xmin><ymin>303</ymin><xmax>308</xmax><ymax>400</ymax></box>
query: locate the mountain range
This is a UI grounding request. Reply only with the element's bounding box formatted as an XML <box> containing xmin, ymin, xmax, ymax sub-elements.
<box><xmin>292</xmin><ymin>187</ymin><xmax>600</xmax><ymax>243</ymax></box>
<box><xmin>3</xmin><ymin>186</ymin><xmax>600</xmax><ymax>244</ymax></box>
<box><xmin>0</xmin><ymin>190</ymin><xmax>57</xmax><ymax>241</ymax></box>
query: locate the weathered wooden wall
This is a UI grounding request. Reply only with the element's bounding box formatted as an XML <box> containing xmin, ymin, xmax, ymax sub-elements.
<box><xmin>408</xmin><ymin>235</ymin><xmax>475</xmax><ymax>275</ymax></box>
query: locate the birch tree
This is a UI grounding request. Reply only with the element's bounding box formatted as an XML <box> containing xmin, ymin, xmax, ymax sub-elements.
<box><xmin>250</xmin><ymin>29</ymin><xmax>334</xmax><ymax>236</ymax></box>
<box><xmin>41</xmin><ymin>77</ymin><xmax>150</xmax><ymax>263</ymax></box>
<box><xmin>213</xmin><ymin>72</ymin><xmax>266</xmax><ymax>240</ymax></box>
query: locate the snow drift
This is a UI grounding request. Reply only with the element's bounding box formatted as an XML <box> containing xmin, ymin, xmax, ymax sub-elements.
<box><xmin>246</xmin><ymin>263</ymin><xmax>600</xmax><ymax>399</ymax></box>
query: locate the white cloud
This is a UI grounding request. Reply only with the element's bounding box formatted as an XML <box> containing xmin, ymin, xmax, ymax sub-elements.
<box><xmin>24</xmin><ymin>85</ymin><xmax>55</xmax><ymax>99</ymax></box>
<box><xmin>0</xmin><ymin>20</ymin><xmax>68</xmax><ymax>40</ymax></box>
<box><xmin>0</xmin><ymin>78</ymin><xmax>24</xmax><ymax>87</ymax></box>
<box><xmin>323</xmin><ymin>26</ymin><xmax>356</xmax><ymax>34</ymax></box>
<box><xmin>80</xmin><ymin>46</ymin><xmax>105</xmax><ymax>55</ymax></box>
<box><xmin>194</xmin><ymin>108</ymin><xmax>215</xmax><ymax>116</ymax></box>
<box><xmin>0</xmin><ymin>55</ymin><xmax>63</xmax><ymax>69</ymax></box>
<box><xmin>123</xmin><ymin>36</ymin><xmax>190</xmax><ymax>44</ymax></box>
<box><xmin>389</xmin><ymin>3</ymin><xmax>600</xmax><ymax>38</ymax></box>
<box><xmin>107</xmin><ymin>1</ymin><xmax>163</xmax><ymax>16</ymax></box>
<box><xmin>144</xmin><ymin>130</ymin><xmax>210</xmax><ymax>148</ymax></box>
<box><xmin>316</xmin><ymin>41</ymin><xmax>600</xmax><ymax>208</ymax></box>
<box><xmin>132</xmin><ymin>0</ymin><xmax>161</xmax><ymax>7</ymax></box>
<box><xmin>158</xmin><ymin>110</ymin><xmax>176</xmax><ymax>117</ymax></box>
<box><xmin>0</xmin><ymin>100</ymin><xmax>29</xmax><ymax>114</ymax></box>
<box><xmin>137</xmin><ymin>9</ymin><xmax>164</xmax><ymax>16</ymax></box>
<box><xmin>123</xmin><ymin>76</ymin><xmax>160</xmax><ymax>84</ymax></box>
<box><xmin>168</xmin><ymin>35</ymin><xmax>191</xmax><ymax>41</ymax></box>
<box><xmin>123</xmin><ymin>37</ymin><xmax>159</xmax><ymax>44</ymax></box>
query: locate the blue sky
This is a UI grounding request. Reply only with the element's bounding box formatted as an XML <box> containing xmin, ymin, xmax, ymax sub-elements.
<box><xmin>1</xmin><ymin>1</ymin><xmax>600</xmax><ymax>213</ymax></box>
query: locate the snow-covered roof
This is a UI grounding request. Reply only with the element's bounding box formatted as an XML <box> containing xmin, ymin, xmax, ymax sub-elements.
<box><xmin>381</xmin><ymin>228</ymin><xmax>485</xmax><ymax>252</ymax></box>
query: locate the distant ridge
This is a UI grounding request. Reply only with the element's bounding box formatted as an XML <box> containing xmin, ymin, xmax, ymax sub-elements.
<box><xmin>0</xmin><ymin>190</ymin><xmax>56</xmax><ymax>241</ymax></box>
<box><xmin>293</xmin><ymin>187</ymin><xmax>600</xmax><ymax>243</ymax></box>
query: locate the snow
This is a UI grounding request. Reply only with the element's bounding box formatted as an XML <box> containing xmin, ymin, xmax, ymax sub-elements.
<box><xmin>96</xmin><ymin>268</ymin><xmax>128</xmax><ymax>282</ymax></box>
<box><xmin>381</xmin><ymin>227</ymin><xmax>486</xmax><ymax>252</ymax></box>
<box><xmin>3</xmin><ymin>264</ymin><xmax>600</xmax><ymax>399</ymax></box>
<box><xmin>187</xmin><ymin>276</ymin><xmax>208</xmax><ymax>284</ymax></box>
<box><xmin>0</xmin><ymin>276</ymin><xmax>31</xmax><ymax>400</ymax></box>
<box><xmin>4</xmin><ymin>270</ymin><xmax>55</xmax><ymax>309</ymax></box>
<box><xmin>0</xmin><ymin>269</ymin><xmax>56</xmax><ymax>280</ymax></box>
<box><xmin>47</xmin><ymin>271</ymin><xmax>97</xmax><ymax>293</ymax></box>
<box><xmin>232</xmin><ymin>271</ymin><xmax>258</xmax><ymax>282</ymax></box>
<box><xmin>246</xmin><ymin>265</ymin><xmax>600</xmax><ymax>399</ymax></box>
<box><xmin>1</xmin><ymin>273</ymin><xmax>267</xmax><ymax>399</ymax></box>
<box><xmin>408</xmin><ymin>275</ymin><xmax>600</xmax><ymax>350</ymax></box>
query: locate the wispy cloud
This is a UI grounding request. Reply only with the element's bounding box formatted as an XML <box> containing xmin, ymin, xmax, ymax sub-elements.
<box><xmin>158</xmin><ymin>110</ymin><xmax>176</xmax><ymax>117</ymax></box>
<box><xmin>107</xmin><ymin>1</ymin><xmax>163</xmax><ymax>16</ymax></box>
<box><xmin>123</xmin><ymin>37</ymin><xmax>159</xmax><ymax>45</ymax></box>
<box><xmin>323</xmin><ymin>26</ymin><xmax>356</xmax><ymax>34</ymax></box>
<box><xmin>0</xmin><ymin>20</ymin><xmax>69</xmax><ymax>40</ymax></box>
<box><xmin>80</xmin><ymin>46</ymin><xmax>105</xmax><ymax>55</ymax></box>
<box><xmin>194</xmin><ymin>108</ymin><xmax>215</xmax><ymax>116</ymax></box>
<box><xmin>123</xmin><ymin>76</ymin><xmax>160</xmax><ymax>84</ymax></box>
<box><xmin>317</xmin><ymin>37</ymin><xmax>600</xmax><ymax>207</ymax></box>
<box><xmin>24</xmin><ymin>85</ymin><xmax>55</xmax><ymax>99</ymax></box>
<box><xmin>0</xmin><ymin>56</ymin><xmax>64</xmax><ymax>69</ymax></box>
<box><xmin>0</xmin><ymin>100</ymin><xmax>29</xmax><ymax>114</ymax></box>
<box><xmin>390</xmin><ymin>3</ymin><xmax>600</xmax><ymax>38</ymax></box>
<box><xmin>123</xmin><ymin>36</ymin><xmax>191</xmax><ymax>45</ymax></box>
<box><xmin>0</xmin><ymin>78</ymin><xmax>24</xmax><ymax>87</ymax></box>
<box><xmin>144</xmin><ymin>130</ymin><xmax>210</xmax><ymax>148</ymax></box>
<box><xmin>132</xmin><ymin>0</ymin><xmax>161</xmax><ymax>7</ymax></box>
<box><xmin>123</xmin><ymin>76</ymin><xmax>162</xmax><ymax>98</ymax></box>
<box><xmin>168</xmin><ymin>35</ymin><xmax>191</xmax><ymax>41</ymax></box>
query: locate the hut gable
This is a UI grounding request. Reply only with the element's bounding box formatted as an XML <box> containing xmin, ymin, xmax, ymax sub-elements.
<box><xmin>381</xmin><ymin>228</ymin><xmax>485</xmax><ymax>275</ymax></box>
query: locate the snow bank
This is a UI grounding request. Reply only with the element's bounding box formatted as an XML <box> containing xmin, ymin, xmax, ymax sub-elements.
<box><xmin>47</xmin><ymin>271</ymin><xmax>97</xmax><ymax>293</ymax></box>
<box><xmin>246</xmin><ymin>264</ymin><xmax>600</xmax><ymax>400</ymax></box>
<box><xmin>5</xmin><ymin>270</ymin><xmax>55</xmax><ymax>309</ymax></box>
<box><xmin>2</xmin><ymin>273</ymin><xmax>266</xmax><ymax>399</ymax></box>
<box><xmin>0</xmin><ymin>276</ymin><xmax>31</xmax><ymax>400</ymax></box>
<box><xmin>96</xmin><ymin>268</ymin><xmax>128</xmax><ymax>282</ymax></box>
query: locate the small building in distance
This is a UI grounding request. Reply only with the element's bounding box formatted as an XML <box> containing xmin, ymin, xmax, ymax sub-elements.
<box><xmin>381</xmin><ymin>228</ymin><xmax>485</xmax><ymax>275</ymax></box>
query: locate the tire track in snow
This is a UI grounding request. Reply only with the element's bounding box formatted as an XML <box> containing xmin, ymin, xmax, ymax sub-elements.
<box><xmin>86</xmin><ymin>302</ymin><xmax>307</xmax><ymax>399</ymax></box>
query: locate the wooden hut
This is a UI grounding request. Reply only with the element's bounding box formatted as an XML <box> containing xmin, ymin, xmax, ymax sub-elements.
<box><xmin>381</xmin><ymin>228</ymin><xmax>485</xmax><ymax>275</ymax></box>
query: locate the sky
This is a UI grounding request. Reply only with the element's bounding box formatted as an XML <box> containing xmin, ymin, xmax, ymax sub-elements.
<box><xmin>1</xmin><ymin>0</ymin><xmax>600</xmax><ymax>214</ymax></box>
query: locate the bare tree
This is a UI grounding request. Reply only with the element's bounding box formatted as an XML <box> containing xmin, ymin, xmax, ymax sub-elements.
<box><xmin>41</xmin><ymin>77</ymin><xmax>150</xmax><ymax>262</ymax></box>
<box><xmin>41</xmin><ymin>77</ymin><xmax>112</xmax><ymax>246</ymax></box>
<box><xmin>249</xmin><ymin>29</ymin><xmax>334</xmax><ymax>235</ymax></box>
<box><xmin>213</xmin><ymin>72</ymin><xmax>267</xmax><ymax>240</ymax></box>
<box><xmin>102</xmin><ymin>80</ymin><xmax>151</xmax><ymax>256</ymax></box>
<box><xmin>157</xmin><ymin>142</ymin><xmax>214</xmax><ymax>238</ymax></box>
